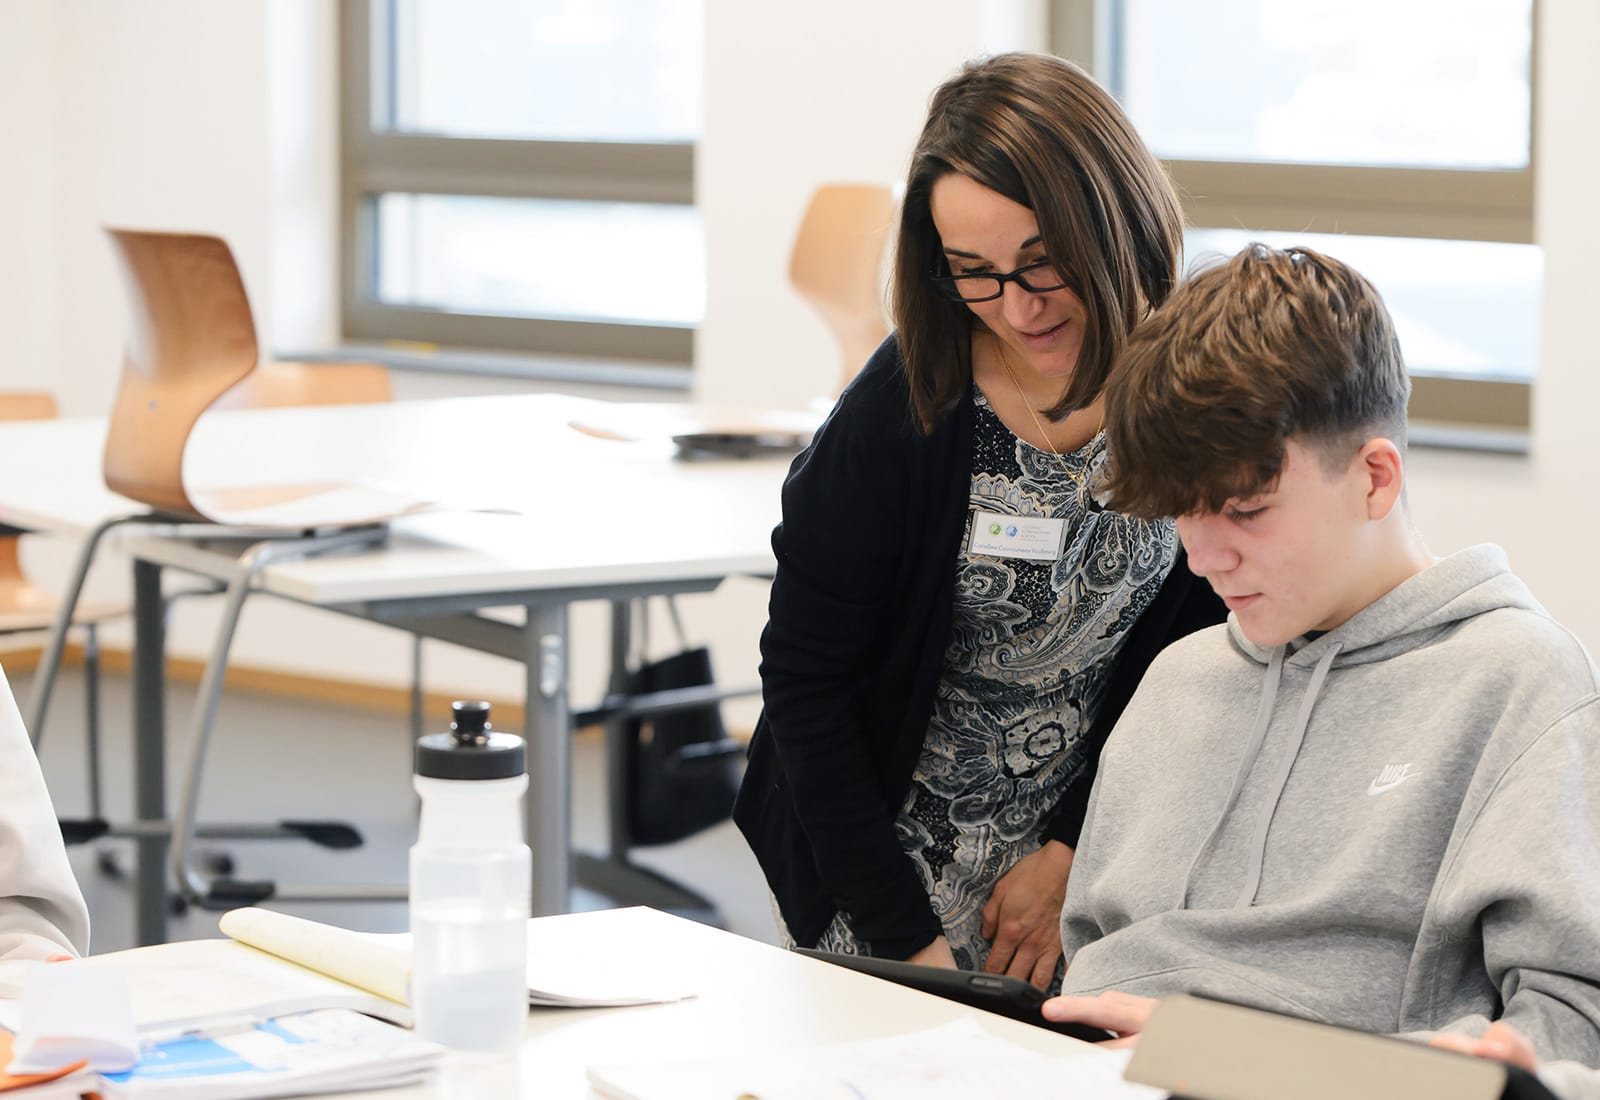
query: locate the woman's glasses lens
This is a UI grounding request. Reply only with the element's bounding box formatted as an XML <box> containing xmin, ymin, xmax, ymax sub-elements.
<box><xmin>932</xmin><ymin>262</ymin><xmax>1071</xmax><ymax>302</ymax></box>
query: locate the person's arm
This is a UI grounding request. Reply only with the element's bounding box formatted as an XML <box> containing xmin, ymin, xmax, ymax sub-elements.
<box><xmin>757</xmin><ymin>351</ymin><xmax>942</xmax><ymax>958</ymax></box>
<box><xmin>0</xmin><ymin>666</ymin><xmax>89</xmax><ymax>961</ymax></box>
<box><xmin>908</xmin><ymin>935</ymin><xmax>958</xmax><ymax>969</ymax></box>
<box><xmin>1416</xmin><ymin>697</ymin><xmax>1600</xmax><ymax>1065</ymax></box>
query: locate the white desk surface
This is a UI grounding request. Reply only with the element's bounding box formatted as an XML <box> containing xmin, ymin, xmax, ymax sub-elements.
<box><xmin>315</xmin><ymin>907</ymin><xmax>1097</xmax><ymax>1099</ymax></box>
<box><xmin>0</xmin><ymin>394</ymin><xmax>800</xmax><ymax>941</ymax></box>
<box><xmin>0</xmin><ymin>394</ymin><xmax>790</xmax><ymax>604</ymax></box>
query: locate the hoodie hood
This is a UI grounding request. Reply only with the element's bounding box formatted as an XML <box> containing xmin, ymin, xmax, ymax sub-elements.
<box><xmin>1181</xmin><ymin>545</ymin><xmax>1546</xmax><ymax>913</ymax></box>
<box><xmin>1228</xmin><ymin>544</ymin><xmax>1543</xmax><ymax>671</ymax></box>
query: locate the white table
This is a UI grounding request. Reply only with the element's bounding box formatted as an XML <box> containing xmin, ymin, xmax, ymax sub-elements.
<box><xmin>0</xmin><ymin>395</ymin><xmax>791</xmax><ymax>943</ymax></box>
<box><xmin>312</xmin><ymin>907</ymin><xmax>1100</xmax><ymax>1098</ymax></box>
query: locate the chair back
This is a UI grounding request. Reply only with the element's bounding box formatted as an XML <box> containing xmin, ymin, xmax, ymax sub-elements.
<box><xmin>0</xmin><ymin>392</ymin><xmax>58</xmax><ymax>423</ymax></box>
<box><xmin>212</xmin><ymin>361</ymin><xmax>393</xmax><ymax>410</ymax></box>
<box><xmin>788</xmin><ymin>183</ymin><xmax>896</xmax><ymax>395</ymax></box>
<box><xmin>101</xmin><ymin>228</ymin><xmax>396</xmax><ymax>520</ymax></box>
<box><xmin>102</xmin><ymin>229</ymin><xmax>258</xmax><ymax>518</ymax></box>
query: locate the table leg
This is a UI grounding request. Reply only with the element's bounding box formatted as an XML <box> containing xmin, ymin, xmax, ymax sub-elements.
<box><xmin>524</xmin><ymin>602</ymin><xmax>570</xmax><ymax>915</ymax></box>
<box><xmin>606</xmin><ymin>600</ymin><xmax>632</xmax><ymax>861</ymax></box>
<box><xmin>132</xmin><ymin>558</ymin><xmax>167</xmax><ymax>945</ymax></box>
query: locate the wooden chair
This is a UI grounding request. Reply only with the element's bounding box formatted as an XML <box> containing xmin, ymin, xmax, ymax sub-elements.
<box><xmin>100</xmin><ymin>229</ymin><xmax>399</xmax><ymax>523</ymax></box>
<box><xmin>1</xmin><ymin>392</ymin><xmax>126</xmax><ymax>829</ymax></box>
<box><xmin>212</xmin><ymin>360</ymin><xmax>393</xmax><ymax>412</ymax></box>
<box><xmin>29</xmin><ymin>227</ymin><xmax>410</xmax><ymax>909</ymax></box>
<box><xmin>787</xmin><ymin>183</ymin><xmax>897</xmax><ymax>396</ymax></box>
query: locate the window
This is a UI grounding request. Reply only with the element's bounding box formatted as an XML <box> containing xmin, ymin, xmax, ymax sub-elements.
<box><xmin>340</xmin><ymin>0</ymin><xmax>703</xmax><ymax>366</ymax></box>
<box><xmin>1053</xmin><ymin>0</ymin><xmax>1537</xmax><ymax>446</ymax></box>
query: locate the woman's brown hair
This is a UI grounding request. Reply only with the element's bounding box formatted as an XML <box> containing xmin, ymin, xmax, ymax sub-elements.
<box><xmin>892</xmin><ymin>53</ymin><xmax>1184</xmax><ymax>433</ymax></box>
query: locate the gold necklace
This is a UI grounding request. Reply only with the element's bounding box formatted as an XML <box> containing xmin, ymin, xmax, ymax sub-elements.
<box><xmin>996</xmin><ymin>345</ymin><xmax>1061</xmax><ymax>457</ymax></box>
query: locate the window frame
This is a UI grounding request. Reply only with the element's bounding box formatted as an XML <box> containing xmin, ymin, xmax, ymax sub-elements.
<box><xmin>338</xmin><ymin>0</ymin><xmax>697</xmax><ymax>365</ymax></box>
<box><xmin>1050</xmin><ymin>0</ymin><xmax>1538</xmax><ymax>443</ymax></box>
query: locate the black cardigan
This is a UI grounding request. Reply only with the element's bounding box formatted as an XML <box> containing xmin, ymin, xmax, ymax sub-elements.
<box><xmin>733</xmin><ymin>338</ymin><xmax>1224</xmax><ymax>959</ymax></box>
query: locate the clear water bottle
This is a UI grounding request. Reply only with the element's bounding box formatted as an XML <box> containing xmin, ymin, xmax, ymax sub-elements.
<box><xmin>410</xmin><ymin>700</ymin><xmax>531</xmax><ymax>1053</ymax></box>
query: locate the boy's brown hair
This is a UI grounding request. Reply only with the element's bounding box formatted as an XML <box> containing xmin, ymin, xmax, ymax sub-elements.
<box><xmin>1100</xmin><ymin>244</ymin><xmax>1411</xmax><ymax>519</ymax></box>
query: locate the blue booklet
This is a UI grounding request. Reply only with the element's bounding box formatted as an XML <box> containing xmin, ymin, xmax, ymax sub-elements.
<box><xmin>97</xmin><ymin>1008</ymin><xmax>441</xmax><ymax>1100</ymax></box>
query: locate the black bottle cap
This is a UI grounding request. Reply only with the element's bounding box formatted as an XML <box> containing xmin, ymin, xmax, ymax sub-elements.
<box><xmin>415</xmin><ymin>700</ymin><xmax>526</xmax><ymax>781</ymax></box>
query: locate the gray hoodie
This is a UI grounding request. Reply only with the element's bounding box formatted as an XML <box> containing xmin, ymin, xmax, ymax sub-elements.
<box><xmin>1060</xmin><ymin>544</ymin><xmax>1600</xmax><ymax>1074</ymax></box>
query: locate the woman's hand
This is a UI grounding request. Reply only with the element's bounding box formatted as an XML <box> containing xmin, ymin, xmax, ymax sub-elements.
<box><xmin>907</xmin><ymin>935</ymin><xmax>959</xmax><ymax>969</ymax></box>
<box><xmin>980</xmin><ymin>840</ymin><xmax>1075</xmax><ymax>989</ymax></box>
<box><xmin>1041</xmin><ymin>989</ymin><xmax>1158</xmax><ymax>1049</ymax></box>
<box><xmin>1429</xmin><ymin>1020</ymin><xmax>1539</xmax><ymax>1071</ymax></box>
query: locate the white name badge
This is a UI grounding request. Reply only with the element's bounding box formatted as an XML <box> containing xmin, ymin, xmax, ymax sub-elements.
<box><xmin>967</xmin><ymin>510</ymin><xmax>1067</xmax><ymax>561</ymax></box>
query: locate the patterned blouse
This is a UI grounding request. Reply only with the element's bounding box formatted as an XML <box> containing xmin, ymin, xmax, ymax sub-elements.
<box><xmin>806</xmin><ymin>386</ymin><xmax>1177</xmax><ymax>982</ymax></box>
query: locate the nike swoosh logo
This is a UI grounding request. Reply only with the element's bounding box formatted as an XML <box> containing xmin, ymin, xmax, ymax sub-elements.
<box><xmin>1367</xmin><ymin>775</ymin><xmax>1413</xmax><ymax>796</ymax></box>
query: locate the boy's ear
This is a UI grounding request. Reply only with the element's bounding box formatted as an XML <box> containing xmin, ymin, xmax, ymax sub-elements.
<box><xmin>1358</xmin><ymin>438</ymin><xmax>1405</xmax><ymax>520</ymax></box>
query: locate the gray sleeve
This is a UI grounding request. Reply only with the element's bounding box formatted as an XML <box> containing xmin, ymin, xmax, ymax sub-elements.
<box><xmin>0</xmin><ymin>665</ymin><xmax>89</xmax><ymax>960</ymax></box>
<box><xmin>1540</xmin><ymin>1061</ymin><xmax>1600</xmax><ymax>1100</ymax></box>
<box><xmin>1059</xmin><ymin>751</ymin><xmax>1110</xmax><ymax>965</ymax></box>
<box><xmin>1423</xmin><ymin>696</ymin><xmax>1600</xmax><ymax>1066</ymax></box>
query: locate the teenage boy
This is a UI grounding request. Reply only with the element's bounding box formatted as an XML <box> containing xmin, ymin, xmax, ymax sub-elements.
<box><xmin>1041</xmin><ymin>245</ymin><xmax>1600</xmax><ymax>1091</ymax></box>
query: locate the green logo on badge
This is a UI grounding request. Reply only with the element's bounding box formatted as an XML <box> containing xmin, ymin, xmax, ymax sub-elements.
<box><xmin>988</xmin><ymin>522</ymin><xmax>1002</xmax><ymax>536</ymax></box>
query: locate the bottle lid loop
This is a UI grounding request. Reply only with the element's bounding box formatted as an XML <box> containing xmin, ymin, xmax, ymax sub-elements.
<box><xmin>416</xmin><ymin>700</ymin><xmax>526</xmax><ymax>781</ymax></box>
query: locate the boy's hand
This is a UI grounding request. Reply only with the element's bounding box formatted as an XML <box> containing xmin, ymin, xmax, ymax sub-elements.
<box><xmin>1429</xmin><ymin>1020</ymin><xmax>1539</xmax><ymax>1071</ymax></box>
<box><xmin>981</xmin><ymin>840</ymin><xmax>1074</xmax><ymax>989</ymax></box>
<box><xmin>1041</xmin><ymin>989</ymin><xmax>1158</xmax><ymax>1048</ymax></box>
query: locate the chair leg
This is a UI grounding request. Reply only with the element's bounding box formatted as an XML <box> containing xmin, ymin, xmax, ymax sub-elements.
<box><xmin>83</xmin><ymin>622</ymin><xmax>103</xmax><ymax>819</ymax></box>
<box><xmin>171</xmin><ymin>542</ymin><xmax>261</xmax><ymax>903</ymax></box>
<box><xmin>606</xmin><ymin>599</ymin><xmax>636</xmax><ymax>863</ymax></box>
<box><xmin>169</xmin><ymin>526</ymin><xmax>394</xmax><ymax>907</ymax></box>
<box><xmin>26</xmin><ymin>513</ymin><xmax>145</xmax><ymax>748</ymax></box>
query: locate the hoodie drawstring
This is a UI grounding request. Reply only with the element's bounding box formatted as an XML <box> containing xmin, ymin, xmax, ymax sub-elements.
<box><xmin>1177</xmin><ymin>641</ymin><xmax>1345</xmax><ymax>910</ymax></box>
<box><xmin>1179</xmin><ymin>645</ymin><xmax>1285</xmax><ymax>909</ymax></box>
<box><xmin>1233</xmin><ymin>642</ymin><xmax>1343</xmax><ymax>906</ymax></box>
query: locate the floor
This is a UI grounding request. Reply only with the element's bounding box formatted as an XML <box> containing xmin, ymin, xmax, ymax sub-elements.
<box><xmin>8</xmin><ymin>661</ymin><xmax>779</xmax><ymax>955</ymax></box>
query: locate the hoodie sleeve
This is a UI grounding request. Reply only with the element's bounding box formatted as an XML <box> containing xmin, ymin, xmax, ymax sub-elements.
<box><xmin>0</xmin><ymin>664</ymin><xmax>89</xmax><ymax>961</ymax></box>
<box><xmin>1417</xmin><ymin>694</ymin><xmax>1600</xmax><ymax>1067</ymax></box>
<box><xmin>1537</xmin><ymin>1062</ymin><xmax>1600</xmax><ymax>1100</ymax></box>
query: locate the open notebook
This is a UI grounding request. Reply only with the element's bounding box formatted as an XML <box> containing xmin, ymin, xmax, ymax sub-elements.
<box><xmin>0</xmin><ymin>907</ymin><xmax>695</xmax><ymax>1037</ymax></box>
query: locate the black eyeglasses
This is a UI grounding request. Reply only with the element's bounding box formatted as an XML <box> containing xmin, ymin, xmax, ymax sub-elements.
<box><xmin>930</xmin><ymin>261</ymin><xmax>1073</xmax><ymax>303</ymax></box>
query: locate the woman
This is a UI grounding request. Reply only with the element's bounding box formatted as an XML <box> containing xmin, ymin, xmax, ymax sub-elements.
<box><xmin>733</xmin><ymin>53</ymin><xmax>1223</xmax><ymax>989</ymax></box>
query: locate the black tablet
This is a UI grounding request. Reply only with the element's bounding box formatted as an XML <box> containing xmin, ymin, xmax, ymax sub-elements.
<box><xmin>794</xmin><ymin>948</ymin><xmax>1114</xmax><ymax>1044</ymax></box>
<box><xmin>1128</xmin><ymin>994</ymin><xmax>1560</xmax><ymax>1100</ymax></box>
<box><xmin>671</xmin><ymin>431</ymin><xmax>809</xmax><ymax>461</ymax></box>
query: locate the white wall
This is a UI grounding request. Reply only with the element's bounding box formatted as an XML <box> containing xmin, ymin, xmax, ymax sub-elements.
<box><xmin>1403</xmin><ymin>0</ymin><xmax>1600</xmax><ymax>651</ymax></box>
<box><xmin>697</xmin><ymin>4</ymin><xmax>999</xmax><ymax>408</ymax></box>
<box><xmin>0</xmin><ymin>0</ymin><xmax>62</xmax><ymax>396</ymax></box>
<box><xmin>0</xmin><ymin>0</ymin><xmax>1026</xmax><ymax>726</ymax></box>
<box><xmin>697</xmin><ymin>1</ymin><xmax>1045</xmax><ymax>409</ymax></box>
<box><xmin>3</xmin><ymin>0</ymin><xmax>1594</xmax><ymax>729</ymax></box>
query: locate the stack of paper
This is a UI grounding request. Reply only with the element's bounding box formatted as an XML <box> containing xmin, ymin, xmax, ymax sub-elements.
<box><xmin>587</xmin><ymin>1016</ymin><xmax>1164</xmax><ymax>1100</ymax></box>
<box><xmin>96</xmin><ymin>1008</ymin><xmax>441</xmax><ymax>1099</ymax></box>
